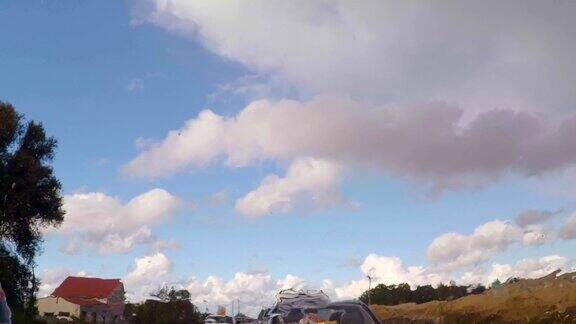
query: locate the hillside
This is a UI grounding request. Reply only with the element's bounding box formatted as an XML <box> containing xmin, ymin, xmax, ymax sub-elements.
<box><xmin>371</xmin><ymin>270</ymin><xmax>576</xmax><ymax>323</ymax></box>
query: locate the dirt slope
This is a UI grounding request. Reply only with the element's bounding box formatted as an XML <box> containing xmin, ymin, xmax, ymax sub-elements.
<box><xmin>371</xmin><ymin>270</ymin><xmax>576</xmax><ymax>323</ymax></box>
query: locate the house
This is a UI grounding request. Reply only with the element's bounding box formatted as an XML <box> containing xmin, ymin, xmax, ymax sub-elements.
<box><xmin>37</xmin><ymin>276</ymin><xmax>125</xmax><ymax>323</ymax></box>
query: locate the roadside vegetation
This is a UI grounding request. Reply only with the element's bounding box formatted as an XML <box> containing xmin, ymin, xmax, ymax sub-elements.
<box><xmin>360</xmin><ymin>281</ymin><xmax>487</xmax><ymax>306</ymax></box>
<box><xmin>0</xmin><ymin>101</ymin><xmax>65</xmax><ymax>323</ymax></box>
<box><xmin>124</xmin><ymin>286</ymin><xmax>204</xmax><ymax>324</ymax></box>
<box><xmin>370</xmin><ymin>270</ymin><xmax>576</xmax><ymax>323</ymax></box>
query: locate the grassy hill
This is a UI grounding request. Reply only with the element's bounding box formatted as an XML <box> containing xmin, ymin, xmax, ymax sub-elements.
<box><xmin>371</xmin><ymin>270</ymin><xmax>576</xmax><ymax>323</ymax></box>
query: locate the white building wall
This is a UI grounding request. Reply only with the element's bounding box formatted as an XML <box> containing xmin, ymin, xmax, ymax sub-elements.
<box><xmin>37</xmin><ymin>297</ymin><xmax>80</xmax><ymax>318</ymax></box>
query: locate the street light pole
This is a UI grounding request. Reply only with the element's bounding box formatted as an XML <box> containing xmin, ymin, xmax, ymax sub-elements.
<box><xmin>367</xmin><ymin>275</ymin><xmax>373</xmax><ymax>306</ymax></box>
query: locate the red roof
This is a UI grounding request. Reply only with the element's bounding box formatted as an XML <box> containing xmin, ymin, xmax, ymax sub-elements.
<box><xmin>52</xmin><ymin>276</ymin><xmax>122</xmax><ymax>299</ymax></box>
<box><xmin>61</xmin><ymin>297</ymin><xmax>106</xmax><ymax>307</ymax></box>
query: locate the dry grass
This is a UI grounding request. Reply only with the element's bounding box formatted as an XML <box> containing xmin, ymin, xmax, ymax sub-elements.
<box><xmin>371</xmin><ymin>270</ymin><xmax>576</xmax><ymax>323</ymax></box>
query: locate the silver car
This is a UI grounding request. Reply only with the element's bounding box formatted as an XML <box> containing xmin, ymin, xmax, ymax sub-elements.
<box><xmin>261</xmin><ymin>289</ymin><xmax>380</xmax><ymax>324</ymax></box>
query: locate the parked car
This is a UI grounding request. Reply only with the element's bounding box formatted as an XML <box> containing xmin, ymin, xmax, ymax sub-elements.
<box><xmin>0</xmin><ymin>283</ymin><xmax>11</xmax><ymax>324</ymax></box>
<box><xmin>261</xmin><ymin>289</ymin><xmax>380</xmax><ymax>324</ymax></box>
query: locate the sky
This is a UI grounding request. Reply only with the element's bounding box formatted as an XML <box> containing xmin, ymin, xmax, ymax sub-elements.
<box><xmin>2</xmin><ymin>0</ymin><xmax>576</xmax><ymax>317</ymax></box>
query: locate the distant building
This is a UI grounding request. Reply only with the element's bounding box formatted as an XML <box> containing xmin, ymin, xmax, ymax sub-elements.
<box><xmin>37</xmin><ymin>276</ymin><xmax>125</xmax><ymax>323</ymax></box>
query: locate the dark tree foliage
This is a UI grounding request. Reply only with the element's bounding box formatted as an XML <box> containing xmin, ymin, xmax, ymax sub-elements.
<box><xmin>359</xmin><ymin>281</ymin><xmax>487</xmax><ymax>306</ymax></box>
<box><xmin>124</xmin><ymin>287</ymin><xmax>202</xmax><ymax>323</ymax></box>
<box><xmin>0</xmin><ymin>101</ymin><xmax>64</xmax><ymax>262</ymax></box>
<box><xmin>0</xmin><ymin>101</ymin><xmax>64</xmax><ymax>319</ymax></box>
<box><xmin>0</xmin><ymin>245</ymin><xmax>38</xmax><ymax>319</ymax></box>
<box><xmin>150</xmin><ymin>286</ymin><xmax>191</xmax><ymax>302</ymax></box>
<box><xmin>124</xmin><ymin>298</ymin><xmax>203</xmax><ymax>324</ymax></box>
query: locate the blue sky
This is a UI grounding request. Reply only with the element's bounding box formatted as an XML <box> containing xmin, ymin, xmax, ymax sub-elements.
<box><xmin>3</xmin><ymin>0</ymin><xmax>576</xmax><ymax>315</ymax></box>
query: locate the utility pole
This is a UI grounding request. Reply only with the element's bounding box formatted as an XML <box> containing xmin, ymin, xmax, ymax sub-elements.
<box><xmin>367</xmin><ymin>274</ymin><xmax>373</xmax><ymax>306</ymax></box>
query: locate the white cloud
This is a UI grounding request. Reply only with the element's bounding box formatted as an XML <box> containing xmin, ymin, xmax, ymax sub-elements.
<box><xmin>48</xmin><ymin>189</ymin><xmax>181</xmax><ymax>255</ymax></box>
<box><xmin>181</xmin><ymin>271</ymin><xmax>311</xmax><ymax>315</ymax></box>
<box><xmin>123</xmin><ymin>98</ymin><xmax>576</xmax><ymax>194</ymax></box>
<box><xmin>427</xmin><ymin>220</ymin><xmax>525</xmax><ymax>270</ymax></box>
<box><xmin>123</xmin><ymin>109</ymin><xmax>226</xmax><ymax>178</ymax></box>
<box><xmin>120</xmin><ymin>251</ymin><xmax>572</xmax><ymax>317</ymax></box>
<box><xmin>426</xmin><ymin>212</ymin><xmax>573</xmax><ymax>271</ymax></box>
<box><xmin>235</xmin><ymin>157</ymin><xmax>348</xmax><ymax>217</ymax></box>
<box><xmin>125</xmin><ymin>0</ymin><xmax>576</xmax><ymax>199</ymax></box>
<box><xmin>124</xmin><ymin>1</ymin><xmax>576</xmax><ymax>216</ymax></box>
<box><xmin>521</xmin><ymin>228</ymin><xmax>549</xmax><ymax>247</ymax></box>
<box><xmin>185</xmin><ymin>273</ymin><xmax>272</xmax><ymax>316</ymax></box>
<box><xmin>134</xmin><ymin>0</ymin><xmax>576</xmax><ymax>114</ymax></box>
<box><xmin>460</xmin><ymin>255</ymin><xmax>569</xmax><ymax>286</ymax></box>
<box><xmin>185</xmin><ymin>272</ymin><xmax>311</xmax><ymax>316</ymax></box>
<box><xmin>336</xmin><ymin>253</ymin><xmax>571</xmax><ymax>301</ymax></box>
<box><xmin>121</xmin><ymin>251</ymin><xmax>330</xmax><ymax>316</ymax></box>
<box><xmin>94</xmin><ymin>227</ymin><xmax>154</xmax><ymax>255</ymax></box>
<box><xmin>124</xmin><ymin>253</ymin><xmax>173</xmax><ymax>301</ymax></box>
<box><xmin>335</xmin><ymin>254</ymin><xmax>445</xmax><ymax>300</ymax></box>
<box><xmin>122</xmin><ymin>252</ymin><xmax>309</xmax><ymax>316</ymax></box>
<box><xmin>116</xmin><ymin>2</ymin><xmax>576</xmax><ymax>312</ymax></box>
<box><xmin>501</xmin><ymin>255</ymin><xmax>568</xmax><ymax>280</ymax></box>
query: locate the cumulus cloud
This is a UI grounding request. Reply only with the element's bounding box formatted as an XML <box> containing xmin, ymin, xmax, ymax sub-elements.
<box><xmin>124</xmin><ymin>253</ymin><xmax>173</xmax><ymax>301</ymax></box>
<box><xmin>123</xmin><ymin>98</ymin><xmax>576</xmax><ymax>193</ymax></box>
<box><xmin>425</xmin><ymin>207</ymin><xmax>576</xmax><ymax>271</ymax></box>
<box><xmin>190</xmin><ymin>272</ymin><xmax>309</xmax><ymax>315</ymax></box>
<box><xmin>335</xmin><ymin>253</ymin><xmax>572</xmax><ymax>301</ymax></box>
<box><xmin>120</xmin><ymin>251</ymin><xmax>572</xmax><ymax>317</ymax></box>
<box><xmin>335</xmin><ymin>254</ymin><xmax>445</xmax><ymax>300</ymax></box>
<box><xmin>133</xmin><ymin>1</ymin><xmax>576</xmax><ymax>113</ymax></box>
<box><xmin>426</xmin><ymin>212</ymin><xmax>576</xmax><ymax>271</ymax></box>
<box><xmin>521</xmin><ymin>228</ymin><xmax>549</xmax><ymax>247</ymax></box>
<box><xmin>184</xmin><ymin>271</ymin><xmax>312</xmax><ymax>315</ymax></box>
<box><xmin>495</xmin><ymin>255</ymin><xmax>568</xmax><ymax>281</ymax></box>
<box><xmin>124</xmin><ymin>0</ymin><xmax>576</xmax><ymax>212</ymax></box>
<box><xmin>236</xmin><ymin>157</ymin><xmax>348</xmax><ymax>217</ymax></box>
<box><xmin>185</xmin><ymin>272</ymin><xmax>282</xmax><ymax>315</ymax></box>
<box><xmin>123</xmin><ymin>253</ymin><xmax>308</xmax><ymax>316</ymax></box>
<box><xmin>47</xmin><ymin>189</ymin><xmax>181</xmax><ymax>255</ymax></box>
<box><xmin>427</xmin><ymin>220</ymin><xmax>526</xmax><ymax>270</ymax></box>
<box><xmin>460</xmin><ymin>255</ymin><xmax>569</xmax><ymax>286</ymax></box>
